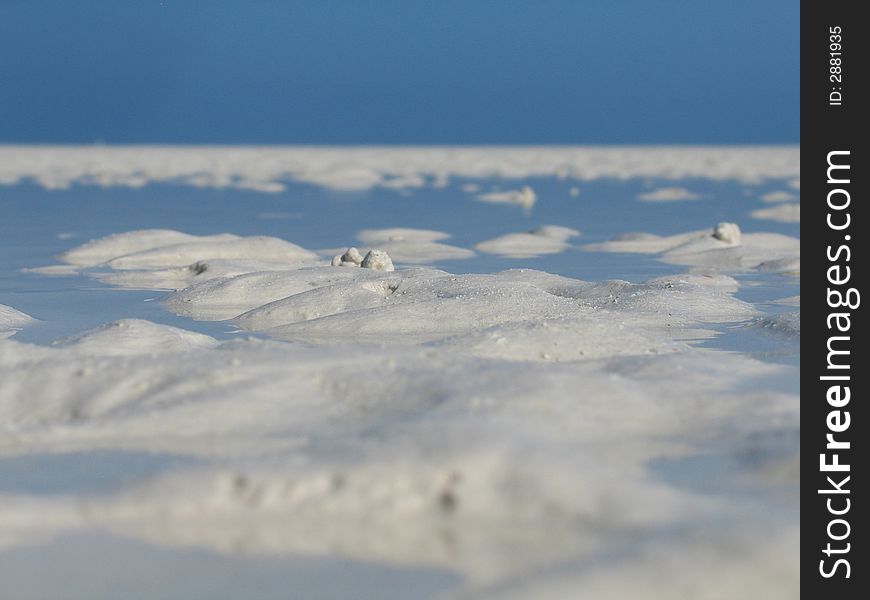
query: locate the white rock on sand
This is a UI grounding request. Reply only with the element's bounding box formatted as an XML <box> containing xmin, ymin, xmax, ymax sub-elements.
<box><xmin>360</xmin><ymin>249</ymin><xmax>395</xmax><ymax>271</ymax></box>
<box><xmin>712</xmin><ymin>222</ymin><xmax>741</xmax><ymax>244</ymax></box>
<box><xmin>331</xmin><ymin>247</ymin><xmax>364</xmax><ymax>267</ymax></box>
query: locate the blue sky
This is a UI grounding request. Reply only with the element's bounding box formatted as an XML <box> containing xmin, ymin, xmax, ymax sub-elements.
<box><xmin>0</xmin><ymin>0</ymin><xmax>799</xmax><ymax>144</ymax></box>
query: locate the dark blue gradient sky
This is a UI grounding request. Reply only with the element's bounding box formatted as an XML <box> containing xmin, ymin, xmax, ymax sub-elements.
<box><xmin>0</xmin><ymin>0</ymin><xmax>799</xmax><ymax>144</ymax></box>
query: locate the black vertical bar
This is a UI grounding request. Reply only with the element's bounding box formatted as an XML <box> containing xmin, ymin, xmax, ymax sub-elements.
<box><xmin>803</xmin><ymin>1</ymin><xmax>865</xmax><ymax>596</ymax></box>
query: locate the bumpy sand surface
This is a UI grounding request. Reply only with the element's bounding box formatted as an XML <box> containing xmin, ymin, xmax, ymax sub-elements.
<box><xmin>0</xmin><ymin>223</ymin><xmax>799</xmax><ymax>597</ymax></box>
<box><xmin>0</xmin><ymin>145</ymin><xmax>800</xmax><ymax>598</ymax></box>
<box><xmin>1</xmin><ymin>146</ymin><xmax>799</xmax><ymax>192</ymax></box>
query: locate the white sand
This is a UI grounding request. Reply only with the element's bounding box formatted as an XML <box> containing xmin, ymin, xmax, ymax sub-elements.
<box><xmin>760</xmin><ymin>190</ymin><xmax>797</xmax><ymax>203</ymax></box>
<box><xmin>477</xmin><ymin>186</ymin><xmax>537</xmax><ymax>210</ymax></box>
<box><xmin>37</xmin><ymin>230</ymin><xmax>763</xmax><ymax>345</ymax></box>
<box><xmin>757</xmin><ymin>257</ymin><xmax>800</xmax><ymax>276</ymax></box>
<box><xmin>637</xmin><ymin>186</ymin><xmax>700</xmax><ymax>202</ymax></box>
<box><xmin>0</xmin><ymin>304</ymin><xmax>34</xmax><ymax>338</ymax></box>
<box><xmin>164</xmin><ymin>267</ymin><xmax>389</xmax><ymax>320</ymax></box>
<box><xmin>59</xmin><ymin>230</ymin><xmax>241</xmax><ymax>266</ymax></box>
<box><xmin>756</xmin><ymin>311</ymin><xmax>800</xmax><ymax>336</ymax></box>
<box><xmin>104</xmin><ymin>237</ymin><xmax>318</xmax><ymax>270</ymax></box>
<box><xmin>0</xmin><ymin>146</ymin><xmax>799</xmax><ymax>192</ymax></box>
<box><xmin>475</xmin><ymin>226</ymin><xmax>579</xmax><ymax>258</ymax></box>
<box><xmin>0</xmin><ymin>331</ymin><xmax>796</xmax><ymax>583</ymax></box>
<box><xmin>751</xmin><ymin>204</ymin><xmax>800</xmax><ymax>223</ymax></box>
<box><xmin>354</xmin><ymin>228</ymin><xmax>475</xmax><ymax>263</ymax></box>
<box><xmin>771</xmin><ymin>295</ymin><xmax>800</xmax><ymax>307</ymax></box>
<box><xmin>453</xmin><ymin>528</ymin><xmax>799</xmax><ymax>599</ymax></box>
<box><xmin>224</xmin><ymin>268</ymin><xmax>757</xmax><ymax>345</ymax></box>
<box><xmin>52</xmin><ymin>319</ymin><xmax>220</xmax><ymax>355</ymax></box>
<box><xmin>585</xmin><ymin>224</ymin><xmax>800</xmax><ymax>274</ymax></box>
<box><xmin>0</xmin><ymin>225</ymin><xmax>798</xmax><ymax>595</ymax></box>
<box><xmin>48</xmin><ymin>230</ymin><xmax>325</xmax><ymax>290</ymax></box>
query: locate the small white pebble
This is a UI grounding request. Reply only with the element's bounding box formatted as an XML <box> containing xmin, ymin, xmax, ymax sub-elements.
<box><xmin>713</xmin><ymin>222</ymin><xmax>741</xmax><ymax>244</ymax></box>
<box><xmin>361</xmin><ymin>249</ymin><xmax>395</xmax><ymax>271</ymax></box>
<box><xmin>332</xmin><ymin>247</ymin><xmax>364</xmax><ymax>267</ymax></box>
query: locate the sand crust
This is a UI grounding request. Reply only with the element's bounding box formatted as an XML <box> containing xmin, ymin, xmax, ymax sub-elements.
<box><xmin>1</xmin><ymin>146</ymin><xmax>799</xmax><ymax>192</ymax></box>
<box><xmin>0</xmin><ymin>225</ymin><xmax>798</xmax><ymax>595</ymax></box>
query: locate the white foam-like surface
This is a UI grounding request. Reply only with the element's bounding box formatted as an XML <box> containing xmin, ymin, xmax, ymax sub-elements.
<box><xmin>24</xmin><ymin>264</ymin><xmax>84</xmax><ymax>277</ymax></box>
<box><xmin>751</xmin><ymin>204</ymin><xmax>800</xmax><ymax>223</ymax></box>
<box><xmin>96</xmin><ymin>258</ymin><xmax>315</xmax><ymax>291</ymax></box>
<box><xmin>105</xmin><ymin>236</ymin><xmax>318</xmax><ymax>270</ymax></box>
<box><xmin>772</xmin><ymin>295</ymin><xmax>800</xmax><ymax>307</ymax></box>
<box><xmin>475</xmin><ymin>226</ymin><xmax>579</xmax><ymax>258</ymax></box>
<box><xmin>52</xmin><ymin>319</ymin><xmax>220</xmax><ymax>355</ymax></box>
<box><xmin>757</xmin><ymin>311</ymin><xmax>800</xmax><ymax>336</ymax></box>
<box><xmin>453</xmin><ymin>528</ymin><xmax>798</xmax><ymax>599</ymax></box>
<box><xmin>354</xmin><ymin>228</ymin><xmax>475</xmax><ymax>263</ymax></box>
<box><xmin>1</xmin><ymin>224</ymin><xmax>798</xmax><ymax>595</ymax></box>
<box><xmin>477</xmin><ymin>186</ymin><xmax>537</xmax><ymax>210</ymax></box>
<box><xmin>0</xmin><ymin>304</ymin><xmax>35</xmax><ymax>338</ymax></box>
<box><xmin>50</xmin><ymin>230</ymin><xmax>760</xmax><ymax>345</ymax></box>
<box><xmin>637</xmin><ymin>186</ymin><xmax>700</xmax><ymax>202</ymax></box>
<box><xmin>757</xmin><ymin>257</ymin><xmax>800</xmax><ymax>276</ymax></box>
<box><xmin>0</xmin><ymin>146</ymin><xmax>800</xmax><ymax>192</ymax></box>
<box><xmin>47</xmin><ymin>229</ymin><xmax>324</xmax><ymax>291</ymax></box>
<box><xmin>585</xmin><ymin>224</ymin><xmax>800</xmax><ymax>273</ymax></box>
<box><xmin>164</xmin><ymin>267</ymin><xmax>387</xmax><ymax>320</ymax></box>
<box><xmin>760</xmin><ymin>190</ymin><xmax>797</xmax><ymax>203</ymax></box>
<box><xmin>60</xmin><ymin>230</ymin><xmax>241</xmax><ymax>267</ymax></box>
<box><xmin>0</xmin><ymin>332</ymin><xmax>795</xmax><ymax>581</ymax></box>
<box><xmin>3</xmin><ymin>336</ymin><xmax>784</xmax><ymax>456</ymax></box>
<box><xmin>0</xmin><ymin>443</ymin><xmax>724</xmax><ymax>578</ymax></box>
<box><xmin>232</xmin><ymin>269</ymin><xmax>757</xmax><ymax>346</ymax></box>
